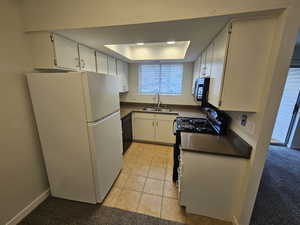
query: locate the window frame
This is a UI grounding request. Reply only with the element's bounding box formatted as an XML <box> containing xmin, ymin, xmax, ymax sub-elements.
<box><xmin>138</xmin><ymin>63</ymin><xmax>184</xmax><ymax>96</ymax></box>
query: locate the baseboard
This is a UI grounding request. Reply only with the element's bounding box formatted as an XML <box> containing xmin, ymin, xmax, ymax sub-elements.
<box><xmin>232</xmin><ymin>215</ymin><xmax>240</xmax><ymax>225</ymax></box>
<box><xmin>5</xmin><ymin>189</ymin><xmax>50</xmax><ymax>225</ymax></box>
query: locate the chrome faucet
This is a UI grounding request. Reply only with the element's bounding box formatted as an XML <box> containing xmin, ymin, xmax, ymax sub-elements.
<box><xmin>156</xmin><ymin>92</ymin><xmax>161</xmax><ymax>109</ymax></box>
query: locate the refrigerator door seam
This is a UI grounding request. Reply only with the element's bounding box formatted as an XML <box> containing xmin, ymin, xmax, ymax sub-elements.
<box><xmin>80</xmin><ymin>72</ymin><xmax>99</xmax><ymax>202</ymax></box>
<box><xmin>88</xmin><ymin>110</ymin><xmax>120</xmax><ymax>125</ymax></box>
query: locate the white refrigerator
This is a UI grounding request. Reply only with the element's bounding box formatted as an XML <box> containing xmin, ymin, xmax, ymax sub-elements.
<box><xmin>27</xmin><ymin>72</ymin><xmax>123</xmax><ymax>203</ymax></box>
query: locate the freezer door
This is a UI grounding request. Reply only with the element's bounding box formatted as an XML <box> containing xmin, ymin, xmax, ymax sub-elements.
<box><xmin>88</xmin><ymin>111</ymin><xmax>123</xmax><ymax>202</ymax></box>
<box><xmin>82</xmin><ymin>72</ymin><xmax>120</xmax><ymax>122</ymax></box>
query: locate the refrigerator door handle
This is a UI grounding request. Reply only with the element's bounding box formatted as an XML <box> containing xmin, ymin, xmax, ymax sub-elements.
<box><xmin>88</xmin><ymin>110</ymin><xmax>120</xmax><ymax>126</ymax></box>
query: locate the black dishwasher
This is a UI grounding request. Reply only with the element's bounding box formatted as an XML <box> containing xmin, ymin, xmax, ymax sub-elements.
<box><xmin>121</xmin><ymin>113</ymin><xmax>133</xmax><ymax>154</ymax></box>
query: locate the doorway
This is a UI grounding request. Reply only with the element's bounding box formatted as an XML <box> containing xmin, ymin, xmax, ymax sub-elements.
<box><xmin>271</xmin><ymin>67</ymin><xmax>300</xmax><ymax>146</ymax></box>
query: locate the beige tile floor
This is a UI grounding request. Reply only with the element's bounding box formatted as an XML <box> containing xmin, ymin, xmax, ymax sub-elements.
<box><xmin>103</xmin><ymin>142</ymin><xmax>231</xmax><ymax>225</ymax></box>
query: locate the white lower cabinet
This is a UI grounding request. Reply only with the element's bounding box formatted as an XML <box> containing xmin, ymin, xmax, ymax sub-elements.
<box><xmin>155</xmin><ymin>114</ymin><xmax>176</xmax><ymax>143</ymax></box>
<box><xmin>133</xmin><ymin>113</ymin><xmax>176</xmax><ymax>144</ymax></box>
<box><xmin>179</xmin><ymin>151</ymin><xmax>246</xmax><ymax>221</ymax></box>
<box><xmin>133</xmin><ymin>117</ymin><xmax>155</xmax><ymax>141</ymax></box>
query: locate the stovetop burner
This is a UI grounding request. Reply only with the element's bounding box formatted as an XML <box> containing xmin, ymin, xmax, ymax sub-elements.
<box><xmin>174</xmin><ymin>108</ymin><xmax>229</xmax><ymax>135</ymax></box>
<box><xmin>175</xmin><ymin>117</ymin><xmax>216</xmax><ymax>134</ymax></box>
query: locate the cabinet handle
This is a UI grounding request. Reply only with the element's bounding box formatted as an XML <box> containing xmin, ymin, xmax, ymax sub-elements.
<box><xmin>156</xmin><ymin>121</ymin><xmax>158</xmax><ymax>126</ymax></box>
<box><xmin>80</xmin><ymin>59</ymin><xmax>85</xmax><ymax>68</ymax></box>
<box><xmin>152</xmin><ymin>121</ymin><xmax>154</xmax><ymax>126</ymax></box>
<box><xmin>75</xmin><ymin>57</ymin><xmax>80</xmax><ymax>68</ymax></box>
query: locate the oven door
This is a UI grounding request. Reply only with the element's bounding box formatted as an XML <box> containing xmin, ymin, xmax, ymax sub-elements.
<box><xmin>173</xmin><ymin>131</ymin><xmax>181</xmax><ymax>182</ymax></box>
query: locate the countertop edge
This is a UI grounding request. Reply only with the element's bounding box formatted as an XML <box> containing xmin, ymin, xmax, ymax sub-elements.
<box><xmin>181</xmin><ymin>147</ymin><xmax>251</xmax><ymax>159</ymax></box>
<box><xmin>180</xmin><ymin>131</ymin><xmax>252</xmax><ymax>160</ymax></box>
<box><xmin>121</xmin><ymin>109</ymin><xmax>179</xmax><ymax>119</ymax></box>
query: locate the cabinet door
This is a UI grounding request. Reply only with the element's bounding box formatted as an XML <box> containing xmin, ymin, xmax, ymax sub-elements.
<box><xmin>120</xmin><ymin>61</ymin><xmax>129</xmax><ymax>92</ymax></box>
<box><xmin>205</xmin><ymin>42</ymin><xmax>214</xmax><ymax>77</ymax></box>
<box><xmin>79</xmin><ymin>45</ymin><xmax>96</xmax><ymax>72</ymax></box>
<box><xmin>116</xmin><ymin>60</ymin><xmax>124</xmax><ymax>92</ymax></box>
<box><xmin>208</xmin><ymin>26</ymin><xmax>229</xmax><ymax>108</ymax></box>
<box><xmin>220</xmin><ymin>18</ymin><xmax>274</xmax><ymax>112</ymax></box>
<box><xmin>117</xmin><ymin>60</ymin><xmax>129</xmax><ymax>93</ymax></box>
<box><xmin>96</xmin><ymin>52</ymin><xmax>108</xmax><ymax>74</ymax></box>
<box><xmin>108</xmin><ymin>56</ymin><xmax>117</xmax><ymax>75</ymax></box>
<box><xmin>199</xmin><ymin>50</ymin><xmax>207</xmax><ymax>77</ymax></box>
<box><xmin>133</xmin><ymin>118</ymin><xmax>155</xmax><ymax>141</ymax></box>
<box><xmin>192</xmin><ymin>56</ymin><xmax>201</xmax><ymax>94</ymax></box>
<box><xmin>53</xmin><ymin>34</ymin><xmax>80</xmax><ymax>70</ymax></box>
<box><xmin>123</xmin><ymin>62</ymin><xmax>129</xmax><ymax>92</ymax></box>
<box><xmin>155</xmin><ymin>119</ymin><xmax>175</xmax><ymax>144</ymax></box>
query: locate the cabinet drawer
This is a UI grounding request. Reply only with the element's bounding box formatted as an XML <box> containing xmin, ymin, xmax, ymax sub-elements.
<box><xmin>155</xmin><ymin>114</ymin><xmax>177</xmax><ymax>121</ymax></box>
<box><xmin>134</xmin><ymin>112</ymin><xmax>155</xmax><ymax>119</ymax></box>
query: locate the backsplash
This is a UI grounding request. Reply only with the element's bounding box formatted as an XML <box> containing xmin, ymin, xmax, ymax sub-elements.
<box><xmin>226</xmin><ymin>111</ymin><xmax>258</xmax><ymax>147</ymax></box>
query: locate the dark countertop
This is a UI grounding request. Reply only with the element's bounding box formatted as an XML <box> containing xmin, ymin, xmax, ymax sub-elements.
<box><xmin>120</xmin><ymin>103</ymin><xmax>206</xmax><ymax>119</ymax></box>
<box><xmin>180</xmin><ymin>131</ymin><xmax>252</xmax><ymax>159</ymax></box>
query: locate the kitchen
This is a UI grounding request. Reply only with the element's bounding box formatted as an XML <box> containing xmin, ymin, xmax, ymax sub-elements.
<box><xmin>1</xmin><ymin>1</ymin><xmax>300</xmax><ymax>225</ymax></box>
<box><xmin>24</xmin><ymin>14</ymin><xmax>269</xmax><ymax>224</ymax></box>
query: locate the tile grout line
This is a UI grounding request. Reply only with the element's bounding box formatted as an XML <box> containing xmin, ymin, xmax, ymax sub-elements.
<box><xmin>136</xmin><ymin>146</ymin><xmax>154</xmax><ymax>213</ymax></box>
<box><xmin>115</xmin><ymin>143</ymin><xmax>179</xmax><ymax>220</ymax></box>
<box><xmin>160</xmin><ymin>180</ymin><xmax>166</xmax><ymax>219</ymax></box>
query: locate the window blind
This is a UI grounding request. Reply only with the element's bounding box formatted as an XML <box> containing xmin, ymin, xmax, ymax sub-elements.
<box><xmin>139</xmin><ymin>64</ymin><xmax>183</xmax><ymax>95</ymax></box>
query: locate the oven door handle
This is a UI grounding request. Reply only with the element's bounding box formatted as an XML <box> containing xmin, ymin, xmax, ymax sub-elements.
<box><xmin>173</xmin><ymin>119</ymin><xmax>177</xmax><ymax>135</ymax></box>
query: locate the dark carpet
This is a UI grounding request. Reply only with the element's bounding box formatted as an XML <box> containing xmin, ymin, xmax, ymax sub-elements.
<box><xmin>19</xmin><ymin>197</ymin><xmax>185</xmax><ymax>225</ymax></box>
<box><xmin>250</xmin><ymin>145</ymin><xmax>300</xmax><ymax>225</ymax></box>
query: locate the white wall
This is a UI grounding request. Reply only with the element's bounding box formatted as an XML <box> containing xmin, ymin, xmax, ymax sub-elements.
<box><xmin>0</xmin><ymin>1</ymin><xmax>48</xmax><ymax>224</ymax></box>
<box><xmin>120</xmin><ymin>63</ymin><xmax>198</xmax><ymax>106</ymax></box>
<box><xmin>20</xmin><ymin>0</ymin><xmax>289</xmax><ymax>31</ymax></box>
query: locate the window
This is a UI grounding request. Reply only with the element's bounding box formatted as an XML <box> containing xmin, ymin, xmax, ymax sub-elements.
<box><xmin>139</xmin><ymin>64</ymin><xmax>183</xmax><ymax>95</ymax></box>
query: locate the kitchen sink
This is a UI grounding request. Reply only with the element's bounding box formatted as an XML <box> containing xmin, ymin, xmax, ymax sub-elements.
<box><xmin>143</xmin><ymin>107</ymin><xmax>172</xmax><ymax>113</ymax></box>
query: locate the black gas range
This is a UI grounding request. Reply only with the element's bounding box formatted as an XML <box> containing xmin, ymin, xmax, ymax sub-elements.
<box><xmin>175</xmin><ymin>117</ymin><xmax>216</xmax><ymax>134</ymax></box>
<box><xmin>172</xmin><ymin>108</ymin><xmax>229</xmax><ymax>182</ymax></box>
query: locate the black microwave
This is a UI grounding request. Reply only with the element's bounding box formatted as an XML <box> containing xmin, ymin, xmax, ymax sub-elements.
<box><xmin>193</xmin><ymin>77</ymin><xmax>210</xmax><ymax>106</ymax></box>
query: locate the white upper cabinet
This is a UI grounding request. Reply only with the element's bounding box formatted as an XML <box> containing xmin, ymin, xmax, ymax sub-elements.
<box><xmin>28</xmin><ymin>32</ymin><xmax>80</xmax><ymax>70</ymax></box>
<box><xmin>200</xmin><ymin>49</ymin><xmax>207</xmax><ymax>77</ymax></box>
<box><xmin>208</xmin><ymin>26</ymin><xmax>229</xmax><ymax>107</ymax></box>
<box><xmin>79</xmin><ymin>45</ymin><xmax>96</xmax><ymax>72</ymax></box>
<box><xmin>108</xmin><ymin>56</ymin><xmax>117</xmax><ymax>76</ymax></box>
<box><xmin>96</xmin><ymin>52</ymin><xmax>108</xmax><ymax>74</ymax></box>
<box><xmin>122</xmin><ymin>62</ymin><xmax>129</xmax><ymax>92</ymax></box>
<box><xmin>54</xmin><ymin>35</ymin><xmax>80</xmax><ymax>70</ymax></box>
<box><xmin>198</xmin><ymin>42</ymin><xmax>214</xmax><ymax>78</ymax></box>
<box><xmin>192</xmin><ymin>56</ymin><xmax>202</xmax><ymax>94</ymax></box>
<box><xmin>117</xmin><ymin>60</ymin><xmax>129</xmax><ymax>93</ymax></box>
<box><xmin>207</xmin><ymin>17</ymin><xmax>276</xmax><ymax>112</ymax></box>
<box><xmin>205</xmin><ymin>42</ymin><xmax>214</xmax><ymax>77</ymax></box>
